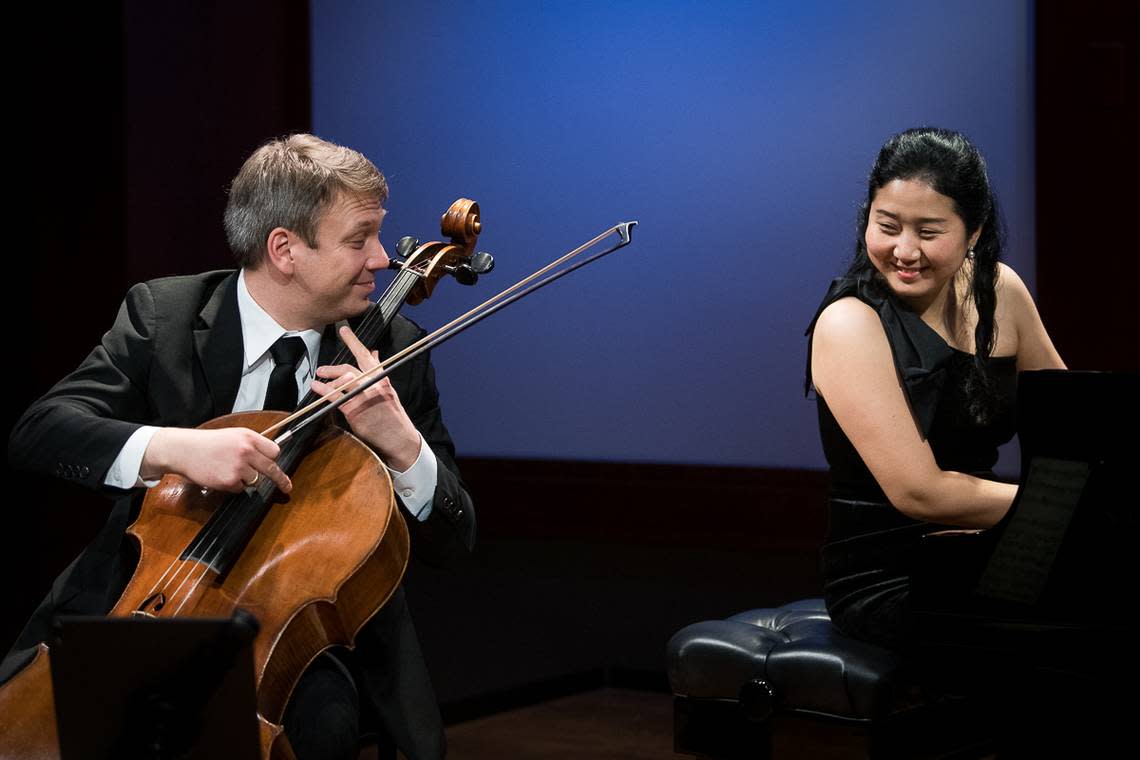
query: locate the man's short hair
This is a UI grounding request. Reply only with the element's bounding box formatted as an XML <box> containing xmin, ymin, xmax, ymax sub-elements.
<box><xmin>224</xmin><ymin>134</ymin><xmax>388</xmax><ymax>268</ymax></box>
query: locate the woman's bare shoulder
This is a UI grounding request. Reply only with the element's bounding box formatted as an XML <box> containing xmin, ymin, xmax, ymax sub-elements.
<box><xmin>813</xmin><ymin>296</ymin><xmax>881</xmax><ymax>342</ymax></box>
<box><xmin>811</xmin><ymin>296</ymin><xmax>896</xmax><ymax>398</ymax></box>
<box><xmin>996</xmin><ymin>261</ymin><xmax>1033</xmax><ymax>307</ymax></box>
<box><xmin>995</xmin><ymin>261</ymin><xmax>1066</xmax><ymax>369</ymax></box>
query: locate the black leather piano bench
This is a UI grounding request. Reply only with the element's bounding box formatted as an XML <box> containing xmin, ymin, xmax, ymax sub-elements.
<box><xmin>666</xmin><ymin>599</ymin><xmax>995</xmax><ymax>760</ymax></box>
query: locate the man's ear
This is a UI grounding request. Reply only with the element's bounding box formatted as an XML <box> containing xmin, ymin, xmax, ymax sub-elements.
<box><xmin>264</xmin><ymin>227</ymin><xmax>296</xmax><ymax>275</ymax></box>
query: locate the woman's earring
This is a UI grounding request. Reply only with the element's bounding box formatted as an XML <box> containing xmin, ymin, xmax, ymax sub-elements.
<box><xmin>966</xmin><ymin>247</ymin><xmax>975</xmax><ymax>261</ymax></box>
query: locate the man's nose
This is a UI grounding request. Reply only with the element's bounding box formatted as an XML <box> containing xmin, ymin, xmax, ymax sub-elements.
<box><xmin>367</xmin><ymin>239</ymin><xmax>390</xmax><ymax>270</ymax></box>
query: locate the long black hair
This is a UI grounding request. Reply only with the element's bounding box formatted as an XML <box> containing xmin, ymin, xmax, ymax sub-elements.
<box><xmin>849</xmin><ymin>127</ymin><xmax>1004</xmax><ymax>423</ymax></box>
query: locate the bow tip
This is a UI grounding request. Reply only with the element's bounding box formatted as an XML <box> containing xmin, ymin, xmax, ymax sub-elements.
<box><xmin>616</xmin><ymin>220</ymin><xmax>638</xmax><ymax>245</ymax></box>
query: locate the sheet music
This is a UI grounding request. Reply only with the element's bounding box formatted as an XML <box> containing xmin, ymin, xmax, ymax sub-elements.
<box><xmin>975</xmin><ymin>457</ymin><xmax>1089</xmax><ymax>605</ymax></box>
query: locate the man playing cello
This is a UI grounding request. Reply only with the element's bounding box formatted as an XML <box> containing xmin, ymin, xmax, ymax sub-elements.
<box><xmin>4</xmin><ymin>134</ymin><xmax>476</xmax><ymax>760</ymax></box>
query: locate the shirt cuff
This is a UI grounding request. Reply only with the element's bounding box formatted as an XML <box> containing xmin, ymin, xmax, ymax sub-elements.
<box><xmin>104</xmin><ymin>425</ymin><xmax>161</xmax><ymax>489</ymax></box>
<box><xmin>386</xmin><ymin>434</ymin><xmax>438</xmax><ymax>522</ymax></box>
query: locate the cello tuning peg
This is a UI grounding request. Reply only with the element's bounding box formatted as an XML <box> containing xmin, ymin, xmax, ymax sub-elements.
<box><xmin>395</xmin><ymin>235</ymin><xmax>419</xmax><ymax>259</ymax></box>
<box><xmin>469</xmin><ymin>251</ymin><xmax>494</xmax><ymax>274</ymax></box>
<box><xmin>447</xmin><ymin>264</ymin><xmax>479</xmax><ymax>286</ymax></box>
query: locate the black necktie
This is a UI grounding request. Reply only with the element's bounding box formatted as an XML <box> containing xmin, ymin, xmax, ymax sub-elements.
<box><xmin>264</xmin><ymin>336</ymin><xmax>307</xmax><ymax>411</ymax></box>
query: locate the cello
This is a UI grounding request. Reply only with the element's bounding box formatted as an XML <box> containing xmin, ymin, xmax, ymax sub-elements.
<box><xmin>0</xmin><ymin>199</ymin><xmax>489</xmax><ymax>760</ymax></box>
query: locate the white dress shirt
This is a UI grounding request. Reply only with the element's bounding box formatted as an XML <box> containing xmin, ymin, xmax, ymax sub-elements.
<box><xmin>104</xmin><ymin>270</ymin><xmax>438</xmax><ymax>520</ymax></box>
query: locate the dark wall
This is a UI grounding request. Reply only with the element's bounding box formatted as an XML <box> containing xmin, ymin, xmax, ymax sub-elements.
<box><xmin>5</xmin><ymin>3</ymin><xmax>128</xmax><ymax>653</ymax></box>
<box><xmin>1036</xmin><ymin>1</ymin><xmax>1137</xmax><ymax>371</ymax></box>
<box><xmin>3</xmin><ymin>0</ymin><xmax>311</xmax><ymax>651</ymax></box>
<box><xmin>123</xmin><ymin>2</ymin><xmax>311</xmax><ymax>281</ymax></box>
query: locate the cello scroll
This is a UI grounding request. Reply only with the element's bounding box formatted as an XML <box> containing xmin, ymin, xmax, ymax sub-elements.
<box><xmin>392</xmin><ymin>198</ymin><xmax>494</xmax><ymax>303</ymax></box>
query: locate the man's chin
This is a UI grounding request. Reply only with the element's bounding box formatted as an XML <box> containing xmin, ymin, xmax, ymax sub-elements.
<box><xmin>338</xmin><ymin>296</ymin><xmax>374</xmax><ymax>322</ymax></box>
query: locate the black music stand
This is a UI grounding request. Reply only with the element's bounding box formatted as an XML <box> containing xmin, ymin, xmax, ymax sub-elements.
<box><xmin>49</xmin><ymin>612</ymin><xmax>260</xmax><ymax>760</ymax></box>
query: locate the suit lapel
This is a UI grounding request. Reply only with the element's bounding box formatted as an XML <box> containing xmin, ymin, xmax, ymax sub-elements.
<box><xmin>194</xmin><ymin>272</ymin><xmax>244</xmax><ymax>417</ymax></box>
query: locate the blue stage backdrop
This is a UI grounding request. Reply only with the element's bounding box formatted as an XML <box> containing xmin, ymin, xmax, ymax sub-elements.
<box><xmin>311</xmin><ymin>0</ymin><xmax>1034</xmax><ymax>469</ymax></box>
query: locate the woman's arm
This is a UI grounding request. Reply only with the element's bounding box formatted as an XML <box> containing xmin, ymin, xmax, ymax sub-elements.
<box><xmin>811</xmin><ymin>297</ymin><xmax>1016</xmax><ymax>528</ymax></box>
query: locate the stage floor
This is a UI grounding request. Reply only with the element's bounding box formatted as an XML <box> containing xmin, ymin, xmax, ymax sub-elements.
<box><xmin>447</xmin><ymin>687</ymin><xmax>676</xmax><ymax>759</ymax></box>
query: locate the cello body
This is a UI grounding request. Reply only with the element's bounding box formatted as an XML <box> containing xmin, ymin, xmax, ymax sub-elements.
<box><xmin>0</xmin><ymin>411</ymin><xmax>410</xmax><ymax>759</ymax></box>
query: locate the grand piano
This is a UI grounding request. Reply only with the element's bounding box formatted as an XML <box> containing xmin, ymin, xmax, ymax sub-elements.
<box><xmin>912</xmin><ymin>369</ymin><xmax>1138</xmax><ymax>744</ymax></box>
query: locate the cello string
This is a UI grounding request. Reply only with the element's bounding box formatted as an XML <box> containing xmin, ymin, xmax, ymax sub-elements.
<box><xmin>139</xmin><ymin>557</ymin><xmax>196</xmax><ymax>614</ymax></box>
<box><xmin>168</xmin><ymin>559</ymin><xmax>209</xmax><ymax>616</ymax></box>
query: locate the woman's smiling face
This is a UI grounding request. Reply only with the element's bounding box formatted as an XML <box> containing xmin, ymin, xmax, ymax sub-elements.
<box><xmin>864</xmin><ymin>178</ymin><xmax>980</xmax><ymax>315</ymax></box>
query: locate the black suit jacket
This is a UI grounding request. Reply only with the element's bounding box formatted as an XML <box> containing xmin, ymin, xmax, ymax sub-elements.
<box><xmin>4</xmin><ymin>270</ymin><xmax>475</xmax><ymax>758</ymax></box>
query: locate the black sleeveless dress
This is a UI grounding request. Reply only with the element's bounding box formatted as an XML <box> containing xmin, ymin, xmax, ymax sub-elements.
<box><xmin>805</xmin><ymin>274</ymin><xmax>1017</xmax><ymax>651</ymax></box>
